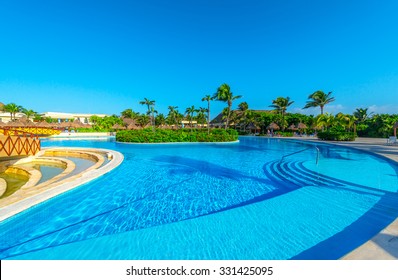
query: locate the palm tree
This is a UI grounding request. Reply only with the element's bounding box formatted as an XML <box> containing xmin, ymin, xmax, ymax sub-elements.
<box><xmin>139</xmin><ymin>98</ymin><xmax>155</xmax><ymax>115</ymax></box>
<box><xmin>136</xmin><ymin>114</ymin><xmax>150</xmax><ymax>128</ymax></box>
<box><xmin>185</xmin><ymin>105</ymin><xmax>197</xmax><ymax>132</ymax></box>
<box><xmin>201</xmin><ymin>95</ymin><xmax>213</xmax><ymax>134</ymax></box>
<box><xmin>22</xmin><ymin>108</ymin><xmax>37</xmax><ymax>121</ymax></box>
<box><xmin>155</xmin><ymin>113</ymin><xmax>166</xmax><ymax>127</ymax></box>
<box><xmin>4</xmin><ymin>103</ymin><xmax>23</xmax><ymax>121</ymax></box>
<box><xmin>121</xmin><ymin>109</ymin><xmax>139</xmax><ymax>119</ymax></box>
<box><xmin>237</xmin><ymin>102</ymin><xmax>249</xmax><ymax>132</ymax></box>
<box><xmin>149</xmin><ymin>106</ymin><xmax>158</xmax><ymax>129</ymax></box>
<box><xmin>196</xmin><ymin>107</ymin><xmax>208</xmax><ymax>127</ymax></box>
<box><xmin>353</xmin><ymin>108</ymin><xmax>373</xmax><ymax>123</ymax></box>
<box><xmin>303</xmin><ymin>90</ymin><xmax>335</xmax><ymax>115</ymax></box>
<box><xmin>139</xmin><ymin>98</ymin><xmax>155</xmax><ymax>129</ymax></box>
<box><xmin>270</xmin><ymin>97</ymin><xmax>294</xmax><ymax>130</ymax></box>
<box><xmin>315</xmin><ymin>113</ymin><xmax>335</xmax><ymax>131</ymax></box>
<box><xmin>212</xmin><ymin>83</ymin><xmax>242</xmax><ymax>129</ymax></box>
<box><xmin>167</xmin><ymin>106</ymin><xmax>179</xmax><ymax>127</ymax></box>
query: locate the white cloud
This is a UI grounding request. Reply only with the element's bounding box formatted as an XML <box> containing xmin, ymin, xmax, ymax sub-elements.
<box><xmin>367</xmin><ymin>105</ymin><xmax>398</xmax><ymax>114</ymax></box>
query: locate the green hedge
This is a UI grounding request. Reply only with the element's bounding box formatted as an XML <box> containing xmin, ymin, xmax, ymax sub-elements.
<box><xmin>317</xmin><ymin>131</ymin><xmax>357</xmax><ymax>141</ymax></box>
<box><xmin>116</xmin><ymin>128</ymin><xmax>239</xmax><ymax>143</ymax></box>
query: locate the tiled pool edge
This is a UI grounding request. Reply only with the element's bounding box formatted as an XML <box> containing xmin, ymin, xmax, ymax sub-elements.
<box><xmin>0</xmin><ymin>148</ymin><xmax>124</xmax><ymax>222</ymax></box>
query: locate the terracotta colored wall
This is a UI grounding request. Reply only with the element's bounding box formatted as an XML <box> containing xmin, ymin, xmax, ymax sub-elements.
<box><xmin>0</xmin><ymin>135</ymin><xmax>40</xmax><ymax>158</ymax></box>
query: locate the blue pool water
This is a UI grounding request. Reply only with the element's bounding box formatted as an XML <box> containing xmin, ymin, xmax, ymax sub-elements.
<box><xmin>0</xmin><ymin>137</ymin><xmax>397</xmax><ymax>259</ymax></box>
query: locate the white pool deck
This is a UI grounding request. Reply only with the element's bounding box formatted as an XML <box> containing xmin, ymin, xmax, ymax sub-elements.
<box><xmin>290</xmin><ymin>137</ymin><xmax>398</xmax><ymax>260</ymax></box>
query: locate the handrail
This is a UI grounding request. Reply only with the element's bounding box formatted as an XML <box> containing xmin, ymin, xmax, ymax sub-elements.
<box><xmin>280</xmin><ymin>148</ymin><xmax>311</xmax><ymax>162</ymax></box>
<box><xmin>315</xmin><ymin>146</ymin><xmax>320</xmax><ymax>165</ymax></box>
<box><xmin>280</xmin><ymin>146</ymin><xmax>320</xmax><ymax>165</ymax></box>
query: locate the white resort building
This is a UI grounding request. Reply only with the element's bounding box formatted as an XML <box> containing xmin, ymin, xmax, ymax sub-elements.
<box><xmin>39</xmin><ymin>112</ymin><xmax>108</xmax><ymax>124</ymax></box>
<box><xmin>0</xmin><ymin>101</ymin><xmax>107</xmax><ymax>124</ymax></box>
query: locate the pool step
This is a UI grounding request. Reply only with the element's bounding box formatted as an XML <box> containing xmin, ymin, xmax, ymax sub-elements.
<box><xmin>263</xmin><ymin>160</ymin><xmax>344</xmax><ymax>189</ymax></box>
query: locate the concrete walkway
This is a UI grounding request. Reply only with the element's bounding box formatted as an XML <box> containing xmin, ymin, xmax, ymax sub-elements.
<box><xmin>292</xmin><ymin>137</ymin><xmax>398</xmax><ymax>259</ymax></box>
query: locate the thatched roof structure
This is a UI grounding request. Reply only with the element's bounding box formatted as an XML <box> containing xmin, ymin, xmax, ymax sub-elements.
<box><xmin>297</xmin><ymin>123</ymin><xmax>307</xmax><ymax>129</ymax></box>
<box><xmin>127</xmin><ymin>123</ymin><xmax>139</xmax><ymax>130</ymax></box>
<box><xmin>6</xmin><ymin>120</ymin><xmax>26</xmax><ymax>127</ymax></box>
<box><xmin>246</xmin><ymin>123</ymin><xmax>260</xmax><ymax>130</ymax></box>
<box><xmin>288</xmin><ymin>124</ymin><xmax>297</xmax><ymax>130</ymax></box>
<box><xmin>112</xmin><ymin>123</ymin><xmax>125</xmax><ymax>130</ymax></box>
<box><xmin>18</xmin><ymin>116</ymin><xmax>32</xmax><ymax>124</ymax></box>
<box><xmin>36</xmin><ymin>121</ymin><xmax>52</xmax><ymax>128</ymax></box>
<box><xmin>267</xmin><ymin>122</ymin><xmax>280</xmax><ymax>130</ymax></box>
<box><xmin>122</xmin><ymin>118</ymin><xmax>135</xmax><ymax>126</ymax></box>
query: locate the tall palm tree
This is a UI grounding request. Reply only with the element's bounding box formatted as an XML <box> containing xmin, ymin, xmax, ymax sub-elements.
<box><xmin>139</xmin><ymin>98</ymin><xmax>155</xmax><ymax>129</ymax></box>
<box><xmin>303</xmin><ymin>90</ymin><xmax>335</xmax><ymax>115</ymax></box>
<box><xmin>237</xmin><ymin>101</ymin><xmax>249</xmax><ymax>132</ymax></box>
<box><xmin>185</xmin><ymin>105</ymin><xmax>197</xmax><ymax>132</ymax></box>
<box><xmin>139</xmin><ymin>98</ymin><xmax>155</xmax><ymax>115</ymax></box>
<box><xmin>269</xmin><ymin>97</ymin><xmax>294</xmax><ymax>130</ymax></box>
<box><xmin>212</xmin><ymin>83</ymin><xmax>242</xmax><ymax>129</ymax></box>
<box><xmin>4</xmin><ymin>103</ymin><xmax>23</xmax><ymax>121</ymax></box>
<box><xmin>201</xmin><ymin>95</ymin><xmax>213</xmax><ymax>134</ymax></box>
<box><xmin>149</xmin><ymin>106</ymin><xmax>158</xmax><ymax>128</ymax></box>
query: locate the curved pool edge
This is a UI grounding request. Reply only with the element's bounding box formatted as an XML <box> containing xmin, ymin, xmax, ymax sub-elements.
<box><xmin>281</xmin><ymin>136</ymin><xmax>398</xmax><ymax>260</ymax></box>
<box><xmin>115</xmin><ymin>140</ymin><xmax>240</xmax><ymax>145</ymax></box>
<box><xmin>0</xmin><ymin>148</ymin><xmax>124</xmax><ymax>222</ymax></box>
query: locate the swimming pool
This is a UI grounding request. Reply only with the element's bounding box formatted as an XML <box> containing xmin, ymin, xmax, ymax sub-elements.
<box><xmin>0</xmin><ymin>137</ymin><xmax>397</xmax><ymax>259</ymax></box>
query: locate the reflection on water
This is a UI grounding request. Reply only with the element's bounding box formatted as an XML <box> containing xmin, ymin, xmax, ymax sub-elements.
<box><xmin>0</xmin><ymin>172</ymin><xmax>29</xmax><ymax>198</ymax></box>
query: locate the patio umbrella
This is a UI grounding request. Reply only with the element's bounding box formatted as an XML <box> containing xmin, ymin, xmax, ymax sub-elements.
<box><xmin>288</xmin><ymin>124</ymin><xmax>297</xmax><ymax>131</ymax></box>
<box><xmin>297</xmin><ymin>123</ymin><xmax>307</xmax><ymax>129</ymax></box>
<box><xmin>19</xmin><ymin>116</ymin><xmax>31</xmax><ymax>125</ymax></box>
<box><xmin>246</xmin><ymin>123</ymin><xmax>260</xmax><ymax>133</ymax></box>
<box><xmin>37</xmin><ymin>121</ymin><xmax>51</xmax><ymax>128</ymax></box>
<box><xmin>6</xmin><ymin>120</ymin><xmax>26</xmax><ymax>128</ymax></box>
<box><xmin>267</xmin><ymin>122</ymin><xmax>280</xmax><ymax>136</ymax></box>
<box><xmin>72</xmin><ymin>119</ymin><xmax>85</xmax><ymax>128</ymax></box>
<box><xmin>122</xmin><ymin>118</ymin><xmax>135</xmax><ymax>126</ymax></box>
<box><xmin>267</xmin><ymin>122</ymin><xmax>280</xmax><ymax>130</ymax></box>
<box><xmin>67</xmin><ymin>121</ymin><xmax>79</xmax><ymax>129</ymax></box>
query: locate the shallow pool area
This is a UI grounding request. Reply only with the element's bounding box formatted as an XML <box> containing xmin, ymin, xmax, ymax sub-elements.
<box><xmin>0</xmin><ymin>137</ymin><xmax>397</xmax><ymax>259</ymax></box>
<box><xmin>0</xmin><ymin>172</ymin><xmax>29</xmax><ymax>198</ymax></box>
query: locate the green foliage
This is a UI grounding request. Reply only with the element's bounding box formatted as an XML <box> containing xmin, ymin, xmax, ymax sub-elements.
<box><xmin>89</xmin><ymin>115</ymin><xmax>123</xmax><ymax>131</ymax></box>
<box><xmin>116</xmin><ymin>128</ymin><xmax>238</xmax><ymax>143</ymax></box>
<box><xmin>276</xmin><ymin>131</ymin><xmax>294</xmax><ymax>137</ymax></box>
<box><xmin>317</xmin><ymin>131</ymin><xmax>356</xmax><ymax>141</ymax></box>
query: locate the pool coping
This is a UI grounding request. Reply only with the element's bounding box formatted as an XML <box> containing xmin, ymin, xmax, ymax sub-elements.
<box><xmin>0</xmin><ymin>148</ymin><xmax>124</xmax><ymax>222</ymax></box>
<box><xmin>283</xmin><ymin>136</ymin><xmax>398</xmax><ymax>260</ymax></box>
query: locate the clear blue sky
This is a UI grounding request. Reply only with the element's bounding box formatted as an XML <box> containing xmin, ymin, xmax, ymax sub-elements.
<box><xmin>1</xmin><ymin>0</ymin><xmax>397</xmax><ymax>117</ymax></box>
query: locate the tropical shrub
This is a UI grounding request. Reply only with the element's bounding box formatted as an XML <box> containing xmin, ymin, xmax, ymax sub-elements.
<box><xmin>317</xmin><ymin>131</ymin><xmax>356</xmax><ymax>141</ymax></box>
<box><xmin>116</xmin><ymin>128</ymin><xmax>239</xmax><ymax>143</ymax></box>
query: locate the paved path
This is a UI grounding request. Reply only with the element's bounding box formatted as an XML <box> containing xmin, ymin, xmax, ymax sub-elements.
<box><xmin>292</xmin><ymin>137</ymin><xmax>398</xmax><ymax>259</ymax></box>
